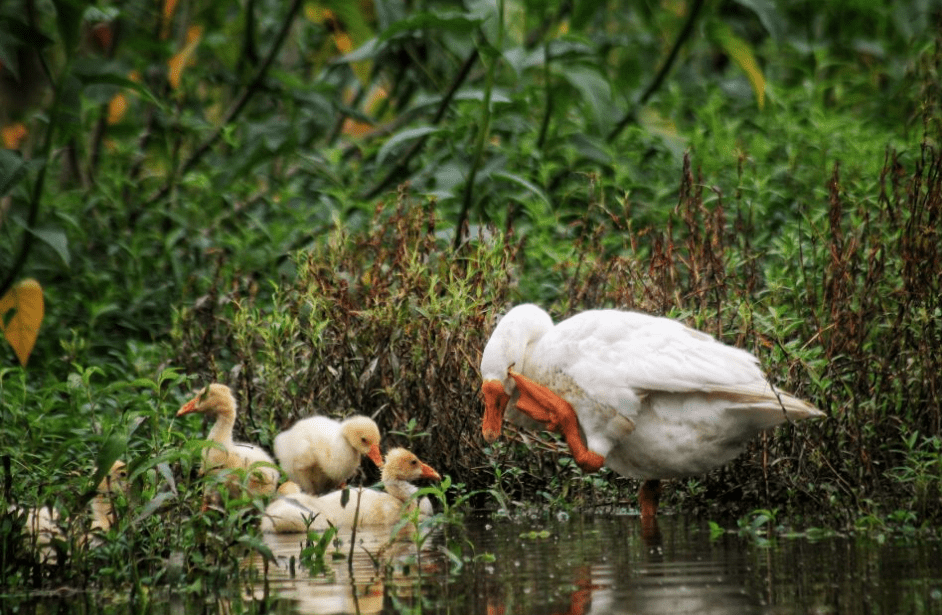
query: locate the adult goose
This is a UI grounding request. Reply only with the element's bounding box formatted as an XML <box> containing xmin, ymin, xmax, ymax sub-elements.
<box><xmin>480</xmin><ymin>304</ymin><xmax>825</xmax><ymax>518</ymax></box>
<box><xmin>177</xmin><ymin>383</ymin><xmax>279</xmax><ymax>500</ymax></box>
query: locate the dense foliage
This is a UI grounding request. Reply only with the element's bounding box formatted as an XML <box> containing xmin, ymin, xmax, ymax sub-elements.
<box><xmin>1</xmin><ymin>0</ymin><xmax>941</xmax><ymax>595</ymax></box>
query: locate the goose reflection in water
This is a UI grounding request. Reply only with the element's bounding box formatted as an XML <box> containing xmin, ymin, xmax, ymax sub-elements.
<box><xmin>243</xmin><ymin>526</ymin><xmax>444</xmax><ymax>615</ymax></box>
<box><xmin>480</xmin><ymin>516</ymin><xmax>763</xmax><ymax>615</ymax></box>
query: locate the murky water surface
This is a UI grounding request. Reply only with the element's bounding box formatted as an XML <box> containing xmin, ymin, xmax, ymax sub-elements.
<box><xmin>11</xmin><ymin>514</ymin><xmax>942</xmax><ymax>614</ymax></box>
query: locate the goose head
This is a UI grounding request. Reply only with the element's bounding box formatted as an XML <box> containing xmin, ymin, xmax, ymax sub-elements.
<box><xmin>176</xmin><ymin>383</ymin><xmax>236</xmax><ymax>420</ymax></box>
<box><xmin>479</xmin><ymin>304</ymin><xmax>553</xmax><ymax>443</ymax></box>
<box><xmin>98</xmin><ymin>460</ymin><xmax>128</xmax><ymax>495</ymax></box>
<box><xmin>381</xmin><ymin>448</ymin><xmax>441</xmax><ymax>483</ymax></box>
<box><xmin>341</xmin><ymin>416</ymin><xmax>384</xmax><ymax>468</ymax></box>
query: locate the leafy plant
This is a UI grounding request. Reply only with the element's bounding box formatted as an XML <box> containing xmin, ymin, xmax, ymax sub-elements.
<box><xmin>299</xmin><ymin>526</ymin><xmax>340</xmax><ymax>576</ymax></box>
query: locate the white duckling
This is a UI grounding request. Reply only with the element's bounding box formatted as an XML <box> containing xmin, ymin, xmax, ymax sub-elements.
<box><xmin>261</xmin><ymin>448</ymin><xmax>440</xmax><ymax>533</ymax></box>
<box><xmin>273</xmin><ymin>415</ymin><xmax>383</xmax><ymax>495</ymax></box>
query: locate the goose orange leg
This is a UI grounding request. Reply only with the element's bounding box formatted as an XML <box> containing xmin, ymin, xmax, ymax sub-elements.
<box><xmin>638</xmin><ymin>479</ymin><xmax>662</xmax><ymax>519</ymax></box>
<box><xmin>507</xmin><ymin>370</ymin><xmax>604</xmax><ymax>473</ymax></box>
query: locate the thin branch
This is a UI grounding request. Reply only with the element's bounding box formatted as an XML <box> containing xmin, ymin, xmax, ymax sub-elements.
<box><xmin>359</xmin><ymin>49</ymin><xmax>479</xmax><ymax>202</ymax></box>
<box><xmin>454</xmin><ymin>18</ymin><xmax>501</xmax><ymax>252</ymax></box>
<box><xmin>0</xmin><ymin>43</ymin><xmax>60</xmax><ymax>298</ymax></box>
<box><xmin>144</xmin><ymin>0</ymin><xmax>303</xmax><ymax>206</ymax></box>
<box><xmin>607</xmin><ymin>0</ymin><xmax>705</xmax><ymax>142</ymax></box>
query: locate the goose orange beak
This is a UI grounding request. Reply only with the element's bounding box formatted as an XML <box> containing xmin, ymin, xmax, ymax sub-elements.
<box><xmin>367</xmin><ymin>444</ymin><xmax>384</xmax><ymax>468</ymax></box>
<box><xmin>176</xmin><ymin>398</ymin><xmax>198</xmax><ymax>416</ymax></box>
<box><xmin>481</xmin><ymin>379</ymin><xmax>510</xmax><ymax>443</ymax></box>
<box><xmin>420</xmin><ymin>463</ymin><xmax>441</xmax><ymax>481</ymax></box>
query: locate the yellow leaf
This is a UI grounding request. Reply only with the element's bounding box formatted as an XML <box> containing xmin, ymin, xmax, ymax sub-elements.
<box><xmin>0</xmin><ymin>279</ymin><xmax>44</xmax><ymax>366</ymax></box>
<box><xmin>107</xmin><ymin>93</ymin><xmax>128</xmax><ymax>124</ymax></box>
<box><xmin>168</xmin><ymin>25</ymin><xmax>203</xmax><ymax>89</ymax></box>
<box><xmin>707</xmin><ymin>21</ymin><xmax>766</xmax><ymax>110</ymax></box>
<box><xmin>2</xmin><ymin>122</ymin><xmax>28</xmax><ymax>149</ymax></box>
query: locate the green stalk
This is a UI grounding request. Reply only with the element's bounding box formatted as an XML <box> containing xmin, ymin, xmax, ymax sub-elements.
<box><xmin>454</xmin><ymin>0</ymin><xmax>504</xmax><ymax>250</ymax></box>
<box><xmin>0</xmin><ymin>47</ymin><xmax>62</xmax><ymax>298</ymax></box>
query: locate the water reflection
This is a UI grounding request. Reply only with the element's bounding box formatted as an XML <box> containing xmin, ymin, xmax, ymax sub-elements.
<box><xmin>10</xmin><ymin>514</ymin><xmax>942</xmax><ymax>614</ymax></box>
<box><xmin>243</xmin><ymin>525</ymin><xmax>445</xmax><ymax>615</ymax></box>
<box><xmin>471</xmin><ymin>515</ymin><xmax>766</xmax><ymax>615</ymax></box>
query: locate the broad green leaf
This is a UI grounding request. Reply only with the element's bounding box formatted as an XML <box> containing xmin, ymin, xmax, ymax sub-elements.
<box><xmin>30</xmin><ymin>227</ymin><xmax>70</xmax><ymax>267</ymax></box>
<box><xmin>73</xmin><ymin>60</ymin><xmax>161</xmax><ymax>106</ymax></box>
<box><xmin>492</xmin><ymin>171</ymin><xmax>550</xmax><ymax>206</ymax></box>
<box><xmin>376</xmin><ymin>126</ymin><xmax>441</xmax><ymax>166</ymax></box>
<box><xmin>707</xmin><ymin>20</ymin><xmax>766</xmax><ymax>110</ymax></box>
<box><xmin>733</xmin><ymin>0</ymin><xmax>783</xmax><ymax>42</ymax></box>
<box><xmin>378</xmin><ymin>11</ymin><xmax>481</xmax><ymax>42</ymax></box>
<box><xmin>51</xmin><ymin>0</ymin><xmax>83</xmax><ymax>54</ymax></box>
<box><xmin>0</xmin><ymin>278</ymin><xmax>44</xmax><ymax>366</ymax></box>
<box><xmin>0</xmin><ymin>150</ymin><xmax>26</xmax><ymax>198</ymax></box>
<box><xmin>91</xmin><ymin>433</ymin><xmax>127</xmax><ymax>491</ymax></box>
<box><xmin>554</xmin><ymin>64</ymin><xmax>612</xmax><ymax>122</ymax></box>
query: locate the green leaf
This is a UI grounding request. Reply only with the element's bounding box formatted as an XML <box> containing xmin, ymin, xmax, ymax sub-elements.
<box><xmin>376</xmin><ymin>126</ymin><xmax>441</xmax><ymax>166</ymax></box>
<box><xmin>30</xmin><ymin>227</ymin><xmax>70</xmax><ymax>267</ymax></box>
<box><xmin>554</xmin><ymin>64</ymin><xmax>613</xmax><ymax>122</ymax></box>
<box><xmin>0</xmin><ymin>150</ymin><xmax>26</xmax><ymax>198</ymax></box>
<box><xmin>378</xmin><ymin>11</ymin><xmax>482</xmax><ymax>42</ymax></box>
<box><xmin>492</xmin><ymin>171</ymin><xmax>550</xmax><ymax>206</ymax></box>
<box><xmin>732</xmin><ymin>0</ymin><xmax>783</xmax><ymax>42</ymax></box>
<box><xmin>72</xmin><ymin>60</ymin><xmax>162</xmax><ymax>107</ymax></box>
<box><xmin>51</xmin><ymin>0</ymin><xmax>83</xmax><ymax>55</ymax></box>
<box><xmin>91</xmin><ymin>433</ymin><xmax>127</xmax><ymax>491</ymax></box>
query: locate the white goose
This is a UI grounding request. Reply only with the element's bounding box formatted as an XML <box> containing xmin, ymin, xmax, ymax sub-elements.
<box><xmin>480</xmin><ymin>304</ymin><xmax>825</xmax><ymax>518</ymax></box>
<box><xmin>177</xmin><ymin>383</ymin><xmax>279</xmax><ymax>500</ymax></box>
<box><xmin>261</xmin><ymin>447</ymin><xmax>440</xmax><ymax>533</ymax></box>
<box><xmin>273</xmin><ymin>415</ymin><xmax>383</xmax><ymax>495</ymax></box>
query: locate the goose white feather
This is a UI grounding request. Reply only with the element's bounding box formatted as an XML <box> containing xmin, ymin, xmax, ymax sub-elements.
<box><xmin>480</xmin><ymin>304</ymin><xmax>825</xmax><ymax>516</ymax></box>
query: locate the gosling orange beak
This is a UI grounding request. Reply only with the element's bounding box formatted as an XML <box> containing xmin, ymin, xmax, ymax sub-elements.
<box><xmin>367</xmin><ymin>444</ymin><xmax>384</xmax><ymax>468</ymax></box>
<box><xmin>176</xmin><ymin>398</ymin><xmax>198</xmax><ymax>417</ymax></box>
<box><xmin>419</xmin><ymin>463</ymin><xmax>441</xmax><ymax>481</ymax></box>
<box><xmin>481</xmin><ymin>379</ymin><xmax>510</xmax><ymax>443</ymax></box>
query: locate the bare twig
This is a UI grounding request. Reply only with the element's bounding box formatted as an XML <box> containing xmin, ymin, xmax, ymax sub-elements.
<box><xmin>359</xmin><ymin>49</ymin><xmax>479</xmax><ymax>201</ymax></box>
<box><xmin>607</xmin><ymin>0</ymin><xmax>705</xmax><ymax>142</ymax></box>
<box><xmin>0</xmin><ymin>44</ymin><xmax>59</xmax><ymax>298</ymax></box>
<box><xmin>144</xmin><ymin>0</ymin><xmax>303</xmax><ymax>206</ymax></box>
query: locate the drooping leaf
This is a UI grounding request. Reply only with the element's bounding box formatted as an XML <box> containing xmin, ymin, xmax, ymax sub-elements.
<box><xmin>0</xmin><ymin>149</ymin><xmax>27</xmax><ymax>198</ymax></box>
<box><xmin>376</xmin><ymin>126</ymin><xmax>441</xmax><ymax>166</ymax></box>
<box><xmin>492</xmin><ymin>170</ymin><xmax>550</xmax><ymax>206</ymax></box>
<box><xmin>732</xmin><ymin>0</ymin><xmax>783</xmax><ymax>42</ymax></box>
<box><xmin>91</xmin><ymin>432</ymin><xmax>127</xmax><ymax>491</ymax></box>
<box><xmin>706</xmin><ymin>20</ymin><xmax>766</xmax><ymax>110</ymax></box>
<box><xmin>553</xmin><ymin>64</ymin><xmax>613</xmax><ymax>122</ymax></box>
<box><xmin>30</xmin><ymin>227</ymin><xmax>70</xmax><ymax>267</ymax></box>
<box><xmin>0</xmin><ymin>278</ymin><xmax>45</xmax><ymax>366</ymax></box>
<box><xmin>51</xmin><ymin>0</ymin><xmax>83</xmax><ymax>55</ymax></box>
<box><xmin>168</xmin><ymin>25</ymin><xmax>203</xmax><ymax>89</ymax></box>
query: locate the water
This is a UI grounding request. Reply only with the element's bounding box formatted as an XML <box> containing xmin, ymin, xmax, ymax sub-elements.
<box><xmin>9</xmin><ymin>514</ymin><xmax>942</xmax><ymax>614</ymax></box>
<box><xmin>244</xmin><ymin>513</ymin><xmax>942</xmax><ymax>615</ymax></box>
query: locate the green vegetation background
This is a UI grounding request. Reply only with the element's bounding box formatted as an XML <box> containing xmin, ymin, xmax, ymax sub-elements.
<box><xmin>1</xmin><ymin>0</ymin><xmax>941</xmax><ymax>592</ymax></box>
